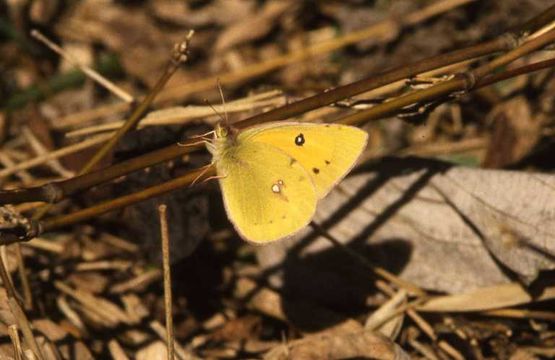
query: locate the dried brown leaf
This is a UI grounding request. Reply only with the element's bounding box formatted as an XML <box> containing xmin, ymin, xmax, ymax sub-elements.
<box><xmin>418</xmin><ymin>282</ymin><xmax>555</xmax><ymax>312</ymax></box>
<box><xmin>210</xmin><ymin>315</ymin><xmax>261</xmax><ymax>342</ymax></box>
<box><xmin>151</xmin><ymin>0</ymin><xmax>255</xmax><ymax>28</ymax></box>
<box><xmin>483</xmin><ymin>97</ymin><xmax>541</xmax><ymax>168</ymax></box>
<box><xmin>263</xmin><ymin>328</ymin><xmax>409</xmax><ymax>360</ymax></box>
<box><xmin>257</xmin><ymin>158</ymin><xmax>555</xmax><ymax>308</ymax></box>
<box><xmin>136</xmin><ymin>341</ymin><xmax>167</xmax><ymax>360</ymax></box>
<box><xmin>32</xmin><ymin>319</ymin><xmax>68</xmax><ymax>342</ymax></box>
<box><xmin>58</xmin><ymin>341</ymin><xmax>93</xmax><ymax>360</ymax></box>
<box><xmin>215</xmin><ymin>1</ymin><xmax>295</xmax><ymax>52</ymax></box>
<box><xmin>365</xmin><ymin>289</ymin><xmax>406</xmax><ymax>339</ymax></box>
<box><xmin>55</xmin><ymin>0</ymin><xmax>183</xmax><ymax>85</ymax></box>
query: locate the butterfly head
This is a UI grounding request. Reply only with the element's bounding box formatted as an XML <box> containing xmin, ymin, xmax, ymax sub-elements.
<box><xmin>208</xmin><ymin>122</ymin><xmax>239</xmax><ymax>158</ymax></box>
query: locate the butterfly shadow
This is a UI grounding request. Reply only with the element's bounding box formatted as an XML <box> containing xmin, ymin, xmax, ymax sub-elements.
<box><xmin>271</xmin><ymin>157</ymin><xmax>453</xmax><ymax>331</ymax></box>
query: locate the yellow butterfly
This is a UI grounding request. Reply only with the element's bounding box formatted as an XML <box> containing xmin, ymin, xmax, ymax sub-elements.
<box><xmin>206</xmin><ymin>122</ymin><xmax>368</xmax><ymax>244</ymax></box>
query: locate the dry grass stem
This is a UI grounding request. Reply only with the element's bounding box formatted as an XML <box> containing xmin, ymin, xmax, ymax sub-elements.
<box><xmin>0</xmin><ymin>133</ymin><xmax>112</xmax><ymax>179</ymax></box>
<box><xmin>108</xmin><ymin>339</ymin><xmax>130</xmax><ymax>360</ymax></box>
<box><xmin>56</xmin><ymin>296</ymin><xmax>87</xmax><ymax>335</ymax></box>
<box><xmin>0</xmin><ymin>152</ymin><xmax>34</xmax><ymax>184</ymax></box>
<box><xmin>55</xmin><ymin>281</ymin><xmax>133</xmax><ymax>327</ymax></box>
<box><xmin>14</xmin><ymin>244</ymin><xmax>32</xmax><ymax>310</ymax></box>
<box><xmin>64</xmin><ymin>90</ymin><xmax>285</xmax><ymax>137</ymax></box>
<box><xmin>74</xmin><ymin>260</ymin><xmax>132</xmax><ymax>272</ymax></box>
<box><xmin>55</xmin><ymin>0</ymin><xmax>474</xmax><ymax>128</ymax></box>
<box><xmin>30</xmin><ymin>29</ymin><xmax>134</xmax><ymax>103</ymax></box>
<box><xmin>8</xmin><ymin>324</ymin><xmax>23</xmax><ymax>360</ymax></box>
<box><xmin>110</xmin><ymin>269</ymin><xmax>162</xmax><ymax>294</ymax></box>
<box><xmin>366</xmin><ymin>294</ymin><xmax>406</xmax><ymax>341</ymax></box>
<box><xmin>158</xmin><ymin>204</ymin><xmax>175</xmax><ymax>360</ymax></box>
<box><xmin>22</xmin><ymin>127</ymin><xmax>74</xmax><ymax>178</ymax></box>
<box><xmin>150</xmin><ymin>321</ymin><xmax>198</xmax><ymax>360</ymax></box>
<box><xmin>418</xmin><ymin>283</ymin><xmax>555</xmax><ymax>312</ymax></box>
<box><xmin>22</xmin><ymin>237</ymin><xmax>65</xmax><ymax>254</ymax></box>
<box><xmin>1</xmin><ymin>2</ymin><xmax>554</xmax><ymax>358</ymax></box>
<box><xmin>376</xmin><ymin>282</ymin><xmax>437</xmax><ymax>342</ymax></box>
<box><xmin>99</xmin><ymin>233</ymin><xmax>139</xmax><ymax>253</ymax></box>
<box><xmin>8</xmin><ymin>297</ymin><xmax>45</xmax><ymax>360</ymax></box>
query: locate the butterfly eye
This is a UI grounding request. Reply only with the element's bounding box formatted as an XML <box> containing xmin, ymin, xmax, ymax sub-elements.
<box><xmin>215</xmin><ymin>124</ymin><xmax>228</xmax><ymax>138</ymax></box>
<box><xmin>294</xmin><ymin>133</ymin><xmax>305</xmax><ymax>146</ymax></box>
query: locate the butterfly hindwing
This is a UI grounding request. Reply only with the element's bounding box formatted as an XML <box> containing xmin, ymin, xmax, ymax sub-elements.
<box><xmin>239</xmin><ymin>123</ymin><xmax>368</xmax><ymax>198</ymax></box>
<box><xmin>215</xmin><ymin>140</ymin><xmax>317</xmax><ymax>243</ymax></box>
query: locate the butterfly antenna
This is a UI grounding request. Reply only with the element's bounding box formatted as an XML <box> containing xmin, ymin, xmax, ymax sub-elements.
<box><xmin>204</xmin><ymin>98</ymin><xmax>226</xmax><ymax>123</ymax></box>
<box><xmin>216</xmin><ymin>78</ymin><xmax>230</xmax><ymax>128</ymax></box>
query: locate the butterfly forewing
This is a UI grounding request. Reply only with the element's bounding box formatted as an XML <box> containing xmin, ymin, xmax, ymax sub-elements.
<box><xmin>239</xmin><ymin>123</ymin><xmax>368</xmax><ymax>198</ymax></box>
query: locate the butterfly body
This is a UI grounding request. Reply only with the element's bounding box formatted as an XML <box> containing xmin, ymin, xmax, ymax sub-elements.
<box><xmin>207</xmin><ymin>122</ymin><xmax>368</xmax><ymax>243</ymax></box>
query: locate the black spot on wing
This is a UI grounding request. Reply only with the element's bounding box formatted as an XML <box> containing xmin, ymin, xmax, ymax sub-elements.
<box><xmin>312</xmin><ymin>168</ymin><xmax>320</xmax><ymax>174</ymax></box>
<box><xmin>295</xmin><ymin>133</ymin><xmax>305</xmax><ymax>146</ymax></box>
<box><xmin>325</xmin><ymin>160</ymin><xmax>331</xmax><ymax>165</ymax></box>
<box><xmin>290</xmin><ymin>158</ymin><xmax>297</xmax><ymax>166</ymax></box>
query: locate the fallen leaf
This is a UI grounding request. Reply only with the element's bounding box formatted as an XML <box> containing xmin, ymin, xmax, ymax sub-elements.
<box><xmin>256</xmin><ymin>158</ymin><xmax>555</xmax><ymax>311</ymax></box>
<box><xmin>151</xmin><ymin>0</ymin><xmax>255</xmax><ymax>28</ymax></box>
<box><xmin>418</xmin><ymin>282</ymin><xmax>555</xmax><ymax>312</ymax></box>
<box><xmin>215</xmin><ymin>1</ymin><xmax>295</xmax><ymax>52</ymax></box>
<box><xmin>263</xmin><ymin>328</ymin><xmax>410</xmax><ymax>360</ymax></box>
<box><xmin>55</xmin><ymin>0</ymin><xmax>183</xmax><ymax>85</ymax></box>
<box><xmin>136</xmin><ymin>341</ymin><xmax>166</xmax><ymax>360</ymax></box>
<box><xmin>483</xmin><ymin>96</ymin><xmax>541</xmax><ymax>168</ymax></box>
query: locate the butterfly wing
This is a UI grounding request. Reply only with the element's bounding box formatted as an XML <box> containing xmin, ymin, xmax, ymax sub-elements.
<box><xmin>215</xmin><ymin>141</ymin><xmax>317</xmax><ymax>243</ymax></box>
<box><xmin>239</xmin><ymin>123</ymin><xmax>368</xmax><ymax>198</ymax></box>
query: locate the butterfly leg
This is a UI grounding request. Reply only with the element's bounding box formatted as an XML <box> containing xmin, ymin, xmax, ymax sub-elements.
<box><xmin>201</xmin><ymin>174</ymin><xmax>226</xmax><ymax>183</ymax></box>
<box><xmin>177</xmin><ymin>130</ymin><xmax>215</xmax><ymax>147</ymax></box>
<box><xmin>189</xmin><ymin>164</ymin><xmax>223</xmax><ymax>186</ymax></box>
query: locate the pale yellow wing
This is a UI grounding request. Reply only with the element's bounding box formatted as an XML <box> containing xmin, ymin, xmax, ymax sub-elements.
<box><xmin>239</xmin><ymin>122</ymin><xmax>368</xmax><ymax>198</ymax></box>
<box><xmin>215</xmin><ymin>141</ymin><xmax>317</xmax><ymax>243</ymax></box>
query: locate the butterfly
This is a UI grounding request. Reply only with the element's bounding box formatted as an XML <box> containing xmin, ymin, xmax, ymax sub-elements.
<box><xmin>206</xmin><ymin>122</ymin><xmax>368</xmax><ymax>243</ymax></box>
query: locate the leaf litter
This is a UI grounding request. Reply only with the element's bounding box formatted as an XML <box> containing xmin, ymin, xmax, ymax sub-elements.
<box><xmin>0</xmin><ymin>0</ymin><xmax>554</xmax><ymax>359</ymax></box>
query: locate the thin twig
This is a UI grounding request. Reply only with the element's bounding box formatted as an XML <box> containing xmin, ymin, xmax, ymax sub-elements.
<box><xmin>338</xmin><ymin>27</ymin><xmax>555</xmax><ymax>126</ymax></box>
<box><xmin>158</xmin><ymin>204</ymin><xmax>175</xmax><ymax>360</ymax></box>
<box><xmin>0</xmin><ymin>133</ymin><xmax>112</xmax><ymax>180</ymax></box>
<box><xmin>41</xmin><ymin>166</ymin><xmax>213</xmax><ymax>232</ymax></box>
<box><xmin>22</xmin><ymin>126</ymin><xmax>74</xmax><ymax>179</ymax></box>
<box><xmin>0</xmin><ymin>247</ymin><xmax>16</xmax><ymax>298</ymax></box>
<box><xmin>0</xmin><ymin>36</ymin><xmax>511</xmax><ymax>205</ymax></box>
<box><xmin>29</xmin><ymin>54</ymin><xmax>555</xmax><ymax>236</ymax></box>
<box><xmin>14</xmin><ymin>244</ymin><xmax>32</xmax><ymax>310</ymax></box>
<box><xmin>8</xmin><ymin>297</ymin><xmax>45</xmax><ymax>360</ymax></box>
<box><xmin>0</xmin><ymin>152</ymin><xmax>34</xmax><ymax>184</ymax></box>
<box><xmin>31</xmin><ymin>31</ymin><xmax>194</xmax><ymax>221</ymax></box>
<box><xmin>377</xmin><ymin>281</ymin><xmax>465</xmax><ymax>360</ymax></box>
<box><xmin>81</xmin><ymin>30</ymin><xmax>194</xmax><ymax>175</ymax></box>
<box><xmin>150</xmin><ymin>321</ymin><xmax>199</xmax><ymax>360</ymax></box>
<box><xmin>8</xmin><ymin>325</ymin><xmax>23</xmax><ymax>360</ymax></box>
<box><xmin>54</xmin><ymin>0</ymin><xmax>477</xmax><ymax>129</ymax></box>
<box><xmin>4</xmin><ymin>6</ymin><xmax>555</xmax><ymax>238</ymax></box>
<box><xmin>64</xmin><ymin>90</ymin><xmax>284</xmax><ymax>137</ymax></box>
